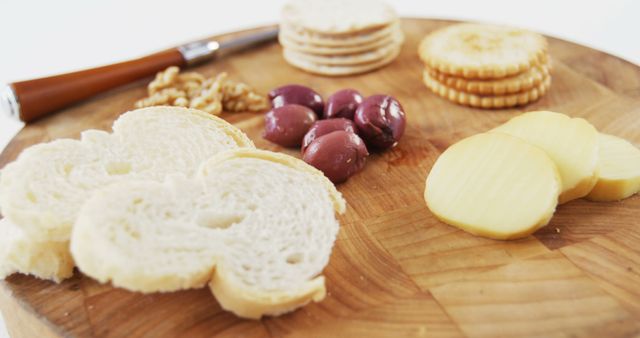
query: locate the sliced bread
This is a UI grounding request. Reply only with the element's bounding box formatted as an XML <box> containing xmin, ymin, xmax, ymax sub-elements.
<box><xmin>0</xmin><ymin>106</ymin><xmax>254</xmax><ymax>281</ymax></box>
<box><xmin>0</xmin><ymin>218</ymin><xmax>73</xmax><ymax>282</ymax></box>
<box><xmin>71</xmin><ymin>149</ymin><xmax>345</xmax><ymax>319</ymax></box>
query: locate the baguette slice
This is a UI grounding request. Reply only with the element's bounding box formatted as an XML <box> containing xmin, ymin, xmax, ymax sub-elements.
<box><xmin>0</xmin><ymin>218</ymin><xmax>73</xmax><ymax>282</ymax></box>
<box><xmin>0</xmin><ymin>107</ymin><xmax>254</xmax><ymax>281</ymax></box>
<box><xmin>71</xmin><ymin>149</ymin><xmax>345</xmax><ymax>319</ymax></box>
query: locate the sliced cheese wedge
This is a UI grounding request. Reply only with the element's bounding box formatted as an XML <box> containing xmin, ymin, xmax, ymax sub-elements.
<box><xmin>586</xmin><ymin>133</ymin><xmax>640</xmax><ymax>201</ymax></box>
<box><xmin>492</xmin><ymin>111</ymin><xmax>599</xmax><ymax>204</ymax></box>
<box><xmin>424</xmin><ymin>133</ymin><xmax>561</xmax><ymax>240</ymax></box>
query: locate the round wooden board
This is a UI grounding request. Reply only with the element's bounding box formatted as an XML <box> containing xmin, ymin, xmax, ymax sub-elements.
<box><xmin>1</xmin><ymin>18</ymin><xmax>640</xmax><ymax>338</ymax></box>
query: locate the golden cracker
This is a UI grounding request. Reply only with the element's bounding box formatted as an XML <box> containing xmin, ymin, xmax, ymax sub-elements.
<box><xmin>418</xmin><ymin>23</ymin><xmax>548</xmax><ymax>79</ymax></box>
<box><xmin>428</xmin><ymin>62</ymin><xmax>551</xmax><ymax>95</ymax></box>
<box><xmin>422</xmin><ymin>69</ymin><xmax>551</xmax><ymax>108</ymax></box>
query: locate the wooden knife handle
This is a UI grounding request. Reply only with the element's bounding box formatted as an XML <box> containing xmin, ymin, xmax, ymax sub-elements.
<box><xmin>11</xmin><ymin>48</ymin><xmax>186</xmax><ymax>123</ymax></box>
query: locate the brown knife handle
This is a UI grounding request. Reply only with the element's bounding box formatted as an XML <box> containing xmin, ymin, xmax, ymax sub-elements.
<box><xmin>11</xmin><ymin>48</ymin><xmax>186</xmax><ymax>123</ymax></box>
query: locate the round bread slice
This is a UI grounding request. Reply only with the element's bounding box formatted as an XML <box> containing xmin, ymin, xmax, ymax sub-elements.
<box><xmin>280</xmin><ymin>21</ymin><xmax>400</xmax><ymax>47</ymax></box>
<box><xmin>0</xmin><ymin>107</ymin><xmax>254</xmax><ymax>282</ymax></box>
<box><xmin>419</xmin><ymin>23</ymin><xmax>548</xmax><ymax>79</ymax></box>
<box><xmin>71</xmin><ymin>149</ymin><xmax>345</xmax><ymax>319</ymax></box>
<box><xmin>281</xmin><ymin>0</ymin><xmax>397</xmax><ymax>35</ymax></box>
<box><xmin>425</xmin><ymin>133</ymin><xmax>561</xmax><ymax>240</ymax></box>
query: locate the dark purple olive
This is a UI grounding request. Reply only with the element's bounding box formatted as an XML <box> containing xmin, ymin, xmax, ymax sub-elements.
<box><xmin>324</xmin><ymin>89</ymin><xmax>363</xmax><ymax>120</ymax></box>
<box><xmin>263</xmin><ymin>104</ymin><xmax>317</xmax><ymax>147</ymax></box>
<box><xmin>354</xmin><ymin>95</ymin><xmax>406</xmax><ymax>150</ymax></box>
<box><xmin>301</xmin><ymin>118</ymin><xmax>358</xmax><ymax>153</ymax></box>
<box><xmin>302</xmin><ymin>131</ymin><xmax>369</xmax><ymax>184</ymax></box>
<box><xmin>268</xmin><ymin>84</ymin><xmax>324</xmax><ymax>117</ymax></box>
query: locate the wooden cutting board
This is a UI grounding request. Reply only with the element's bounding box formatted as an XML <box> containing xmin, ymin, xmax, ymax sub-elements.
<box><xmin>1</xmin><ymin>18</ymin><xmax>640</xmax><ymax>338</ymax></box>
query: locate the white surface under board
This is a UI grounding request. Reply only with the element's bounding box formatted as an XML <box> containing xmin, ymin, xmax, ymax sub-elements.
<box><xmin>0</xmin><ymin>0</ymin><xmax>639</xmax><ymax>336</ymax></box>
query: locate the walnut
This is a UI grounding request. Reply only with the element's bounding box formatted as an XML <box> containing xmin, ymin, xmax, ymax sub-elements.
<box><xmin>134</xmin><ymin>88</ymin><xmax>188</xmax><ymax>108</ymax></box>
<box><xmin>148</xmin><ymin>66</ymin><xmax>180</xmax><ymax>94</ymax></box>
<box><xmin>135</xmin><ymin>67</ymin><xmax>268</xmax><ymax>116</ymax></box>
<box><xmin>220</xmin><ymin>77</ymin><xmax>269</xmax><ymax>112</ymax></box>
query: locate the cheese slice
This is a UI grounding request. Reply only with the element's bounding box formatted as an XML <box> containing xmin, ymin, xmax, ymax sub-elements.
<box><xmin>492</xmin><ymin>111</ymin><xmax>599</xmax><ymax>204</ymax></box>
<box><xmin>424</xmin><ymin>133</ymin><xmax>561</xmax><ymax>240</ymax></box>
<box><xmin>586</xmin><ymin>133</ymin><xmax>640</xmax><ymax>201</ymax></box>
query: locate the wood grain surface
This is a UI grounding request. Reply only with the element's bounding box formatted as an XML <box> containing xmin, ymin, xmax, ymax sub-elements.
<box><xmin>1</xmin><ymin>18</ymin><xmax>639</xmax><ymax>338</ymax></box>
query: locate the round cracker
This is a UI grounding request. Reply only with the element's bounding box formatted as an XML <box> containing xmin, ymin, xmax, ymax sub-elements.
<box><xmin>281</xmin><ymin>22</ymin><xmax>400</xmax><ymax>47</ymax></box>
<box><xmin>422</xmin><ymin>69</ymin><xmax>551</xmax><ymax>108</ymax></box>
<box><xmin>418</xmin><ymin>23</ymin><xmax>548</xmax><ymax>79</ymax></box>
<box><xmin>428</xmin><ymin>62</ymin><xmax>551</xmax><ymax>95</ymax></box>
<box><xmin>283</xmin><ymin>46</ymin><xmax>401</xmax><ymax>76</ymax></box>
<box><xmin>283</xmin><ymin>42</ymin><xmax>402</xmax><ymax>66</ymax></box>
<box><xmin>279</xmin><ymin>30</ymin><xmax>404</xmax><ymax>56</ymax></box>
<box><xmin>281</xmin><ymin>0</ymin><xmax>397</xmax><ymax>35</ymax></box>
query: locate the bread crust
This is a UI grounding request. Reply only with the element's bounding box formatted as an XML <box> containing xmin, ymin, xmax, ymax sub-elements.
<box><xmin>210</xmin><ymin>261</ymin><xmax>326</xmax><ymax>319</ymax></box>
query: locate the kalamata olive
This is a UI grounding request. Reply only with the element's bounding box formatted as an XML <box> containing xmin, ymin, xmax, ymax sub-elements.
<box><xmin>302</xmin><ymin>131</ymin><xmax>369</xmax><ymax>184</ymax></box>
<box><xmin>269</xmin><ymin>84</ymin><xmax>324</xmax><ymax>117</ymax></box>
<box><xmin>263</xmin><ymin>104</ymin><xmax>317</xmax><ymax>147</ymax></box>
<box><xmin>301</xmin><ymin>118</ymin><xmax>358</xmax><ymax>153</ymax></box>
<box><xmin>354</xmin><ymin>95</ymin><xmax>406</xmax><ymax>150</ymax></box>
<box><xmin>324</xmin><ymin>89</ymin><xmax>363</xmax><ymax>119</ymax></box>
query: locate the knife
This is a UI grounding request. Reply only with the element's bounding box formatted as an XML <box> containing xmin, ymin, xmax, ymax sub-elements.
<box><xmin>0</xmin><ymin>27</ymin><xmax>279</xmax><ymax>123</ymax></box>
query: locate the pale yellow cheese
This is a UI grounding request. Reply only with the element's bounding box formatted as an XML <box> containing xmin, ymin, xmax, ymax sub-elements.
<box><xmin>492</xmin><ymin>111</ymin><xmax>599</xmax><ymax>204</ymax></box>
<box><xmin>424</xmin><ymin>133</ymin><xmax>561</xmax><ymax>240</ymax></box>
<box><xmin>586</xmin><ymin>133</ymin><xmax>640</xmax><ymax>201</ymax></box>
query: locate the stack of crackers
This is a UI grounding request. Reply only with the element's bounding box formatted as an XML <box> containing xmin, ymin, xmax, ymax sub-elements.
<box><xmin>279</xmin><ymin>0</ymin><xmax>404</xmax><ymax>76</ymax></box>
<box><xmin>419</xmin><ymin>23</ymin><xmax>551</xmax><ymax>109</ymax></box>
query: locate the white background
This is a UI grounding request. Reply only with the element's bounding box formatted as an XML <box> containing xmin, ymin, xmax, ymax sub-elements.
<box><xmin>0</xmin><ymin>0</ymin><xmax>638</xmax><ymax>336</ymax></box>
